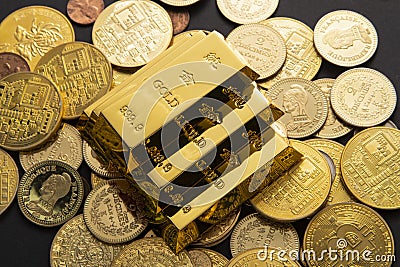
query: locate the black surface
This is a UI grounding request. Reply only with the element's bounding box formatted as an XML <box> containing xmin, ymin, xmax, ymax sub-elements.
<box><xmin>1</xmin><ymin>0</ymin><xmax>400</xmax><ymax>266</ymax></box>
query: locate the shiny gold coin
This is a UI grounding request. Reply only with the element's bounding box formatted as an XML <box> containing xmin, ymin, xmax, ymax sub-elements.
<box><xmin>50</xmin><ymin>214</ymin><xmax>125</xmax><ymax>267</ymax></box>
<box><xmin>341</xmin><ymin>127</ymin><xmax>400</xmax><ymax>209</ymax></box>
<box><xmin>217</xmin><ymin>0</ymin><xmax>279</xmax><ymax>24</ymax></box>
<box><xmin>258</xmin><ymin>17</ymin><xmax>322</xmax><ymax>89</ymax></box>
<box><xmin>354</xmin><ymin>119</ymin><xmax>398</xmax><ymax>136</ymax></box>
<box><xmin>251</xmin><ymin>140</ymin><xmax>331</xmax><ymax>222</ymax></box>
<box><xmin>83</xmin><ymin>179</ymin><xmax>148</xmax><ymax>243</ymax></box>
<box><xmin>92</xmin><ymin>0</ymin><xmax>173</xmax><ymax>68</ymax></box>
<box><xmin>159</xmin><ymin>0</ymin><xmax>201</xmax><ymax>6</ymax></box>
<box><xmin>83</xmin><ymin>141</ymin><xmax>121</xmax><ymax>178</ymax></box>
<box><xmin>305</xmin><ymin>139</ymin><xmax>356</xmax><ymax>205</ymax></box>
<box><xmin>314</xmin><ymin>79</ymin><xmax>353</xmax><ymax>139</ymax></box>
<box><xmin>331</xmin><ymin>68</ymin><xmax>397</xmax><ymax>127</ymax></box>
<box><xmin>188</xmin><ymin>249</ymin><xmax>213</xmax><ymax>267</ymax></box>
<box><xmin>266</xmin><ymin>78</ymin><xmax>328</xmax><ymax>138</ymax></box>
<box><xmin>0</xmin><ymin>72</ymin><xmax>63</xmax><ymax>151</ymax></box>
<box><xmin>230</xmin><ymin>213</ymin><xmax>300</xmax><ymax>257</ymax></box>
<box><xmin>35</xmin><ymin>41</ymin><xmax>112</xmax><ymax>119</ymax></box>
<box><xmin>90</xmin><ymin>172</ymin><xmax>108</xmax><ymax>189</ymax></box>
<box><xmin>0</xmin><ymin>148</ymin><xmax>19</xmax><ymax>215</ymax></box>
<box><xmin>0</xmin><ymin>6</ymin><xmax>75</xmax><ymax>69</ymax></box>
<box><xmin>226</xmin><ymin>24</ymin><xmax>286</xmax><ymax>80</ymax></box>
<box><xmin>304</xmin><ymin>203</ymin><xmax>395</xmax><ymax>267</ymax></box>
<box><xmin>314</xmin><ymin>10</ymin><xmax>378</xmax><ymax>67</ymax></box>
<box><xmin>17</xmin><ymin>160</ymin><xmax>84</xmax><ymax>227</ymax></box>
<box><xmin>19</xmin><ymin>123</ymin><xmax>83</xmax><ymax>171</ymax></box>
<box><xmin>202</xmin><ymin>249</ymin><xmax>229</xmax><ymax>267</ymax></box>
<box><xmin>111</xmin><ymin>237</ymin><xmax>194</xmax><ymax>267</ymax></box>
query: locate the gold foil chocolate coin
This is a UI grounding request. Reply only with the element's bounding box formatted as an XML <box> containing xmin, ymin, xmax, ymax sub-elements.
<box><xmin>0</xmin><ymin>148</ymin><xmax>19</xmax><ymax>215</ymax></box>
<box><xmin>0</xmin><ymin>52</ymin><xmax>30</xmax><ymax>79</ymax></box>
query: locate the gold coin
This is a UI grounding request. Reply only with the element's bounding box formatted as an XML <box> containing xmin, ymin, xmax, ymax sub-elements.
<box><xmin>331</xmin><ymin>68</ymin><xmax>396</xmax><ymax>127</ymax></box>
<box><xmin>111</xmin><ymin>237</ymin><xmax>194</xmax><ymax>267</ymax></box>
<box><xmin>314</xmin><ymin>10</ymin><xmax>378</xmax><ymax>67</ymax></box>
<box><xmin>266</xmin><ymin>78</ymin><xmax>328</xmax><ymax>138</ymax></box>
<box><xmin>201</xmin><ymin>249</ymin><xmax>229</xmax><ymax>267</ymax></box>
<box><xmin>258</xmin><ymin>17</ymin><xmax>322</xmax><ymax>89</ymax></box>
<box><xmin>226</xmin><ymin>24</ymin><xmax>286</xmax><ymax>80</ymax></box>
<box><xmin>50</xmin><ymin>215</ymin><xmax>125</xmax><ymax>267</ymax></box>
<box><xmin>314</xmin><ymin>79</ymin><xmax>353</xmax><ymax>139</ymax></box>
<box><xmin>35</xmin><ymin>41</ymin><xmax>112</xmax><ymax>119</ymax></box>
<box><xmin>0</xmin><ymin>148</ymin><xmax>19</xmax><ymax>215</ymax></box>
<box><xmin>188</xmin><ymin>249</ymin><xmax>213</xmax><ymax>267</ymax></box>
<box><xmin>341</xmin><ymin>127</ymin><xmax>400</xmax><ymax>209</ymax></box>
<box><xmin>216</xmin><ymin>0</ymin><xmax>279</xmax><ymax>24</ymax></box>
<box><xmin>92</xmin><ymin>0</ymin><xmax>173</xmax><ymax>68</ymax></box>
<box><xmin>303</xmin><ymin>203</ymin><xmax>395</xmax><ymax>267</ymax></box>
<box><xmin>354</xmin><ymin>119</ymin><xmax>398</xmax><ymax>136</ymax></box>
<box><xmin>83</xmin><ymin>179</ymin><xmax>148</xmax><ymax>243</ymax></box>
<box><xmin>0</xmin><ymin>72</ymin><xmax>63</xmax><ymax>151</ymax></box>
<box><xmin>90</xmin><ymin>172</ymin><xmax>108</xmax><ymax>189</ymax></box>
<box><xmin>251</xmin><ymin>140</ymin><xmax>331</xmax><ymax>222</ymax></box>
<box><xmin>83</xmin><ymin>141</ymin><xmax>121</xmax><ymax>178</ymax></box>
<box><xmin>0</xmin><ymin>6</ymin><xmax>75</xmax><ymax>69</ymax></box>
<box><xmin>305</xmin><ymin>139</ymin><xmax>356</xmax><ymax>205</ymax></box>
<box><xmin>19</xmin><ymin>123</ymin><xmax>83</xmax><ymax>171</ymax></box>
<box><xmin>17</xmin><ymin>160</ymin><xmax>84</xmax><ymax>227</ymax></box>
<box><xmin>159</xmin><ymin>0</ymin><xmax>200</xmax><ymax>6</ymax></box>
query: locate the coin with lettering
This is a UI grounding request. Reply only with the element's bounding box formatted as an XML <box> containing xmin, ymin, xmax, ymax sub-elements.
<box><xmin>217</xmin><ymin>0</ymin><xmax>279</xmax><ymax>24</ymax></box>
<box><xmin>314</xmin><ymin>10</ymin><xmax>378</xmax><ymax>67</ymax></box>
<box><xmin>160</xmin><ymin>0</ymin><xmax>200</xmax><ymax>6</ymax></box>
<box><xmin>0</xmin><ymin>6</ymin><xmax>75</xmax><ymax>69</ymax></box>
<box><xmin>20</xmin><ymin>123</ymin><xmax>83</xmax><ymax>171</ymax></box>
<box><xmin>202</xmin><ymin>249</ymin><xmax>229</xmax><ymax>267</ymax></box>
<box><xmin>227</xmin><ymin>248</ymin><xmax>302</xmax><ymax>267</ymax></box>
<box><xmin>304</xmin><ymin>203</ymin><xmax>395</xmax><ymax>267</ymax></box>
<box><xmin>17</xmin><ymin>160</ymin><xmax>84</xmax><ymax>227</ymax></box>
<box><xmin>50</xmin><ymin>215</ymin><xmax>125</xmax><ymax>267</ymax></box>
<box><xmin>83</xmin><ymin>141</ymin><xmax>121</xmax><ymax>178</ymax></box>
<box><xmin>0</xmin><ymin>148</ymin><xmax>19</xmax><ymax>215</ymax></box>
<box><xmin>226</xmin><ymin>24</ymin><xmax>286</xmax><ymax>80</ymax></box>
<box><xmin>93</xmin><ymin>0</ymin><xmax>173</xmax><ymax>68</ymax></box>
<box><xmin>266</xmin><ymin>78</ymin><xmax>328</xmax><ymax>138</ymax></box>
<box><xmin>35</xmin><ymin>41</ymin><xmax>112</xmax><ymax>119</ymax></box>
<box><xmin>167</xmin><ymin>8</ymin><xmax>190</xmax><ymax>35</ymax></box>
<box><xmin>341</xmin><ymin>127</ymin><xmax>400</xmax><ymax>209</ymax></box>
<box><xmin>111</xmin><ymin>237</ymin><xmax>194</xmax><ymax>267</ymax></box>
<box><xmin>258</xmin><ymin>17</ymin><xmax>322</xmax><ymax>89</ymax></box>
<box><xmin>188</xmin><ymin>249</ymin><xmax>213</xmax><ymax>267</ymax></box>
<box><xmin>331</xmin><ymin>68</ymin><xmax>397</xmax><ymax>127</ymax></box>
<box><xmin>0</xmin><ymin>72</ymin><xmax>63</xmax><ymax>151</ymax></box>
<box><xmin>0</xmin><ymin>52</ymin><xmax>30</xmax><ymax>79</ymax></box>
<box><xmin>251</xmin><ymin>140</ymin><xmax>331</xmax><ymax>221</ymax></box>
<box><xmin>67</xmin><ymin>0</ymin><xmax>105</xmax><ymax>25</ymax></box>
<box><xmin>83</xmin><ymin>179</ymin><xmax>148</xmax><ymax>243</ymax></box>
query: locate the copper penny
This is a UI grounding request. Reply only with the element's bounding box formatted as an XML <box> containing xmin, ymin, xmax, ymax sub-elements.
<box><xmin>67</xmin><ymin>0</ymin><xmax>105</xmax><ymax>25</ymax></box>
<box><xmin>167</xmin><ymin>8</ymin><xmax>190</xmax><ymax>35</ymax></box>
<box><xmin>0</xmin><ymin>52</ymin><xmax>30</xmax><ymax>79</ymax></box>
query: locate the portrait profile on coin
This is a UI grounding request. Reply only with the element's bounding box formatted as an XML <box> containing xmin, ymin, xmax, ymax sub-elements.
<box><xmin>323</xmin><ymin>24</ymin><xmax>372</xmax><ymax>49</ymax></box>
<box><xmin>283</xmin><ymin>84</ymin><xmax>311</xmax><ymax>131</ymax></box>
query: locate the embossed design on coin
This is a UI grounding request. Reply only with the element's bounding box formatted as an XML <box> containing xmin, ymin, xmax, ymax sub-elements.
<box><xmin>167</xmin><ymin>8</ymin><xmax>190</xmax><ymax>35</ymax></box>
<box><xmin>331</xmin><ymin>68</ymin><xmax>396</xmax><ymax>127</ymax></box>
<box><xmin>84</xmin><ymin>179</ymin><xmax>148</xmax><ymax>243</ymax></box>
<box><xmin>160</xmin><ymin>0</ymin><xmax>200</xmax><ymax>6</ymax></box>
<box><xmin>0</xmin><ymin>52</ymin><xmax>30</xmax><ymax>79</ymax></box>
<box><xmin>341</xmin><ymin>127</ymin><xmax>400</xmax><ymax>209</ymax></box>
<box><xmin>83</xmin><ymin>141</ymin><xmax>121</xmax><ymax>178</ymax></box>
<box><xmin>50</xmin><ymin>215</ymin><xmax>125</xmax><ymax>267</ymax></box>
<box><xmin>314</xmin><ymin>10</ymin><xmax>378</xmax><ymax>67</ymax></box>
<box><xmin>67</xmin><ymin>0</ymin><xmax>105</xmax><ymax>25</ymax></box>
<box><xmin>92</xmin><ymin>0</ymin><xmax>173</xmax><ymax>67</ymax></box>
<box><xmin>202</xmin><ymin>249</ymin><xmax>229</xmax><ymax>267</ymax></box>
<box><xmin>226</xmin><ymin>24</ymin><xmax>286</xmax><ymax>80</ymax></box>
<box><xmin>0</xmin><ymin>148</ymin><xmax>19</xmax><ymax>215</ymax></box>
<box><xmin>90</xmin><ymin>172</ymin><xmax>108</xmax><ymax>189</ymax></box>
<box><xmin>188</xmin><ymin>249</ymin><xmax>213</xmax><ymax>267</ymax></box>
<box><xmin>20</xmin><ymin>123</ymin><xmax>83</xmax><ymax>171</ymax></box>
<box><xmin>0</xmin><ymin>72</ymin><xmax>63</xmax><ymax>151</ymax></box>
<box><xmin>17</xmin><ymin>160</ymin><xmax>84</xmax><ymax>226</ymax></box>
<box><xmin>227</xmin><ymin>248</ymin><xmax>302</xmax><ymax>267</ymax></box>
<box><xmin>304</xmin><ymin>203</ymin><xmax>395</xmax><ymax>267</ymax></box>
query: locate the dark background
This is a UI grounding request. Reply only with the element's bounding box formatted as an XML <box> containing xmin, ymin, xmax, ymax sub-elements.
<box><xmin>1</xmin><ymin>0</ymin><xmax>399</xmax><ymax>266</ymax></box>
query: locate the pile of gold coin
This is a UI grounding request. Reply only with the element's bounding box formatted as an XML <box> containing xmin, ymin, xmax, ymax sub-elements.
<box><xmin>0</xmin><ymin>1</ymin><xmax>398</xmax><ymax>266</ymax></box>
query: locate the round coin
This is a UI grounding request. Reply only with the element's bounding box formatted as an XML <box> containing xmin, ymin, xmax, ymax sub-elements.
<box><xmin>331</xmin><ymin>68</ymin><xmax>397</xmax><ymax>127</ymax></box>
<box><xmin>0</xmin><ymin>6</ymin><xmax>75</xmax><ymax>69</ymax></box>
<box><xmin>20</xmin><ymin>123</ymin><xmax>83</xmax><ymax>171</ymax></box>
<box><xmin>0</xmin><ymin>148</ymin><xmax>19</xmax><ymax>215</ymax></box>
<box><xmin>160</xmin><ymin>0</ymin><xmax>201</xmax><ymax>6</ymax></box>
<box><xmin>0</xmin><ymin>52</ymin><xmax>30</xmax><ymax>79</ymax></box>
<box><xmin>90</xmin><ymin>172</ymin><xmax>108</xmax><ymax>189</ymax></box>
<box><xmin>17</xmin><ymin>160</ymin><xmax>84</xmax><ymax>227</ymax></box>
<box><xmin>67</xmin><ymin>0</ymin><xmax>105</xmax><ymax>25</ymax></box>
<box><xmin>304</xmin><ymin>203</ymin><xmax>395</xmax><ymax>267</ymax></box>
<box><xmin>167</xmin><ymin>8</ymin><xmax>190</xmax><ymax>35</ymax></box>
<box><xmin>217</xmin><ymin>0</ymin><xmax>279</xmax><ymax>24</ymax></box>
<box><xmin>314</xmin><ymin>10</ymin><xmax>378</xmax><ymax>67</ymax></box>
<box><xmin>35</xmin><ymin>41</ymin><xmax>112</xmax><ymax>119</ymax></box>
<box><xmin>266</xmin><ymin>78</ymin><xmax>328</xmax><ymax>138</ymax></box>
<box><xmin>50</xmin><ymin>215</ymin><xmax>125</xmax><ymax>267</ymax></box>
<box><xmin>202</xmin><ymin>249</ymin><xmax>229</xmax><ymax>267</ymax></box>
<box><xmin>354</xmin><ymin>119</ymin><xmax>398</xmax><ymax>136</ymax></box>
<box><xmin>92</xmin><ymin>0</ymin><xmax>173</xmax><ymax>68</ymax></box>
<box><xmin>226</xmin><ymin>24</ymin><xmax>286</xmax><ymax>80</ymax></box>
<box><xmin>188</xmin><ymin>249</ymin><xmax>213</xmax><ymax>267</ymax></box>
<box><xmin>83</xmin><ymin>179</ymin><xmax>148</xmax><ymax>243</ymax></box>
<box><xmin>0</xmin><ymin>72</ymin><xmax>63</xmax><ymax>151</ymax></box>
<box><xmin>341</xmin><ymin>127</ymin><xmax>400</xmax><ymax>209</ymax></box>
<box><xmin>111</xmin><ymin>237</ymin><xmax>194</xmax><ymax>267</ymax></box>
<box><xmin>251</xmin><ymin>140</ymin><xmax>332</xmax><ymax>222</ymax></box>
<box><xmin>83</xmin><ymin>141</ymin><xmax>121</xmax><ymax>178</ymax></box>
